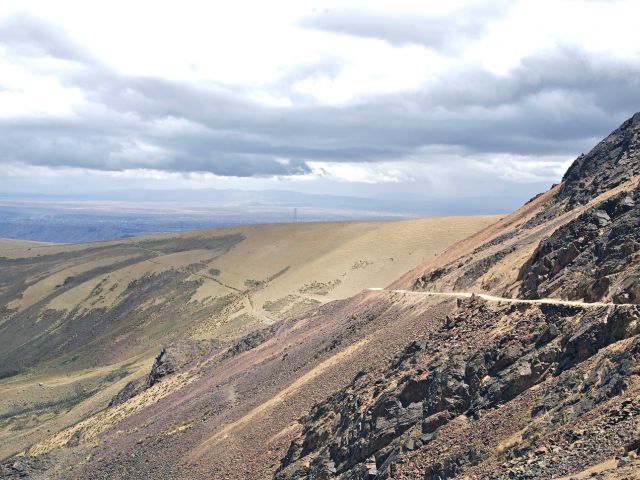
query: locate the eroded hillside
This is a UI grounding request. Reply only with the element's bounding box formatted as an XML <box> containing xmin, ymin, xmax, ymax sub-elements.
<box><xmin>0</xmin><ymin>216</ymin><xmax>497</xmax><ymax>465</ymax></box>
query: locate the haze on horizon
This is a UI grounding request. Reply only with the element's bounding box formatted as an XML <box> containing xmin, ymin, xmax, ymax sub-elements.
<box><xmin>1</xmin><ymin>0</ymin><xmax>640</xmax><ymax>213</ymax></box>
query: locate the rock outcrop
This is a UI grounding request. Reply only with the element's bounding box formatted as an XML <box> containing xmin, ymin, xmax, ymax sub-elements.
<box><xmin>558</xmin><ymin>112</ymin><xmax>640</xmax><ymax>208</ymax></box>
<box><xmin>519</xmin><ymin>186</ymin><xmax>640</xmax><ymax>303</ymax></box>
<box><xmin>110</xmin><ymin>339</ymin><xmax>219</xmax><ymax>406</ymax></box>
<box><xmin>275</xmin><ymin>299</ymin><xmax>640</xmax><ymax>479</ymax></box>
<box><xmin>5</xmin><ymin>114</ymin><xmax>640</xmax><ymax>480</ymax></box>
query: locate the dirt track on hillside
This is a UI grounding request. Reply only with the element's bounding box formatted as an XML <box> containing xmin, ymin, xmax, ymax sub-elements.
<box><xmin>367</xmin><ymin>288</ymin><xmax>637</xmax><ymax>308</ymax></box>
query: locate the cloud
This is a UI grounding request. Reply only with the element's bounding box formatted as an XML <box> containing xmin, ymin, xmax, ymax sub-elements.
<box><xmin>0</xmin><ymin>13</ymin><xmax>92</xmax><ymax>63</ymax></box>
<box><xmin>0</xmin><ymin>10</ymin><xmax>639</xmax><ymax>184</ymax></box>
<box><xmin>298</xmin><ymin>3</ymin><xmax>512</xmax><ymax>54</ymax></box>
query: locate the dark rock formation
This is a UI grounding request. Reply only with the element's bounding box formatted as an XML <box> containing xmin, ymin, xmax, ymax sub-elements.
<box><xmin>108</xmin><ymin>377</ymin><xmax>147</xmax><ymax>407</ymax></box>
<box><xmin>275</xmin><ymin>113</ymin><xmax>640</xmax><ymax>480</ymax></box>
<box><xmin>109</xmin><ymin>325</ymin><xmax>278</xmax><ymax>407</ymax></box>
<box><xmin>220</xmin><ymin>323</ymin><xmax>278</xmax><ymax>360</ymax></box>
<box><xmin>519</xmin><ymin>186</ymin><xmax>640</xmax><ymax>303</ymax></box>
<box><xmin>558</xmin><ymin>112</ymin><xmax>640</xmax><ymax>208</ymax></box>
<box><xmin>110</xmin><ymin>339</ymin><xmax>219</xmax><ymax>406</ymax></box>
<box><xmin>275</xmin><ymin>298</ymin><xmax>640</xmax><ymax>479</ymax></box>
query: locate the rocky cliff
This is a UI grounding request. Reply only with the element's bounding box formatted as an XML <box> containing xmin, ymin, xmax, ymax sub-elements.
<box><xmin>276</xmin><ymin>299</ymin><xmax>640</xmax><ymax>479</ymax></box>
<box><xmin>519</xmin><ymin>186</ymin><xmax>640</xmax><ymax>303</ymax></box>
<box><xmin>558</xmin><ymin>112</ymin><xmax>640</xmax><ymax>208</ymax></box>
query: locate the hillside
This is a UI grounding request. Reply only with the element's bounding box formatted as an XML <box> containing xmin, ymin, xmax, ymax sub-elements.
<box><xmin>0</xmin><ymin>239</ymin><xmax>51</xmax><ymax>249</ymax></box>
<box><xmin>277</xmin><ymin>113</ymin><xmax>640</xmax><ymax>479</ymax></box>
<box><xmin>0</xmin><ymin>216</ymin><xmax>498</xmax><ymax>464</ymax></box>
<box><xmin>2</xmin><ymin>115</ymin><xmax>640</xmax><ymax>479</ymax></box>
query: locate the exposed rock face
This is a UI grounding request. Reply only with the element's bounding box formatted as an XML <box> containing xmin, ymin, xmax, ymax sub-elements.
<box><xmin>110</xmin><ymin>339</ymin><xmax>219</xmax><ymax>406</ymax></box>
<box><xmin>519</xmin><ymin>186</ymin><xmax>640</xmax><ymax>303</ymax></box>
<box><xmin>109</xmin><ymin>326</ymin><xmax>276</xmax><ymax>407</ymax></box>
<box><xmin>415</xmin><ymin>115</ymin><xmax>640</xmax><ymax>301</ymax></box>
<box><xmin>558</xmin><ymin>112</ymin><xmax>640</xmax><ymax>208</ymax></box>
<box><xmin>276</xmin><ymin>300</ymin><xmax>640</xmax><ymax>479</ymax></box>
<box><xmin>108</xmin><ymin>377</ymin><xmax>146</xmax><ymax>406</ymax></box>
<box><xmin>0</xmin><ymin>457</ymin><xmax>50</xmax><ymax>479</ymax></box>
<box><xmin>5</xmin><ymin>114</ymin><xmax>640</xmax><ymax>480</ymax></box>
<box><xmin>219</xmin><ymin>323</ymin><xmax>278</xmax><ymax>360</ymax></box>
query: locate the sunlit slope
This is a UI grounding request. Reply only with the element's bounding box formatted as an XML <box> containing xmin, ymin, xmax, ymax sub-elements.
<box><xmin>0</xmin><ymin>238</ymin><xmax>50</xmax><ymax>249</ymax></box>
<box><xmin>0</xmin><ymin>215</ymin><xmax>498</xmax><ymax>459</ymax></box>
<box><xmin>1</xmin><ymin>216</ymin><xmax>500</xmax><ymax>375</ymax></box>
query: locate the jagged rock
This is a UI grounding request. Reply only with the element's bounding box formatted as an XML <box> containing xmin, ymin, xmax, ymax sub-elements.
<box><xmin>558</xmin><ymin>112</ymin><xmax>640</xmax><ymax>207</ymax></box>
<box><xmin>110</xmin><ymin>338</ymin><xmax>219</xmax><ymax>406</ymax></box>
<box><xmin>422</xmin><ymin>411</ymin><xmax>450</xmax><ymax>434</ymax></box>
<box><xmin>423</xmin><ymin>446</ymin><xmax>483</xmax><ymax>480</ymax></box>
<box><xmin>519</xmin><ymin>186</ymin><xmax>640</xmax><ymax>303</ymax></box>
<box><xmin>7</xmin><ymin>113</ymin><xmax>640</xmax><ymax>480</ymax></box>
<box><xmin>364</xmin><ymin>457</ymin><xmax>377</xmax><ymax>477</ymax></box>
<box><xmin>592</xmin><ymin>210</ymin><xmax>611</xmax><ymax>226</ymax></box>
<box><xmin>276</xmin><ymin>300</ymin><xmax>640</xmax><ymax>479</ymax></box>
<box><xmin>109</xmin><ymin>377</ymin><xmax>146</xmax><ymax>406</ymax></box>
<box><xmin>613</xmin><ymin>275</ymin><xmax>640</xmax><ymax>303</ymax></box>
<box><xmin>221</xmin><ymin>324</ymin><xmax>278</xmax><ymax>360</ymax></box>
<box><xmin>535</xmin><ymin>323</ymin><xmax>559</xmax><ymax>347</ymax></box>
<box><xmin>0</xmin><ymin>456</ymin><xmax>49</xmax><ymax>480</ymax></box>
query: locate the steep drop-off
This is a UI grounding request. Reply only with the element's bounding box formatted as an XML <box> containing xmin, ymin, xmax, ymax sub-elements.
<box><xmin>0</xmin><ymin>217</ymin><xmax>497</xmax><ymax>466</ymax></box>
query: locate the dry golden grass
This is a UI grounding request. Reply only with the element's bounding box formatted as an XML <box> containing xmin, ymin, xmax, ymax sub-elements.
<box><xmin>0</xmin><ymin>238</ymin><xmax>51</xmax><ymax>250</ymax></box>
<box><xmin>6</xmin><ymin>216</ymin><xmax>499</xmax><ymax>331</ymax></box>
<box><xmin>1</xmin><ymin>216</ymin><xmax>500</xmax><ymax>460</ymax></box>
<box><xmin>0</xmin><ymin>356</ymin><xmax>152</xmax><ymax>459</ymax></box>
<box><xmin>28</xmin><ymin>365</ymin><xmax>199</xmax><ymax>456</ymax></box>
<box><xmin>192</xmin><ymin>216</ymin><xmax>501</xmax><ymax>325</ymax></box>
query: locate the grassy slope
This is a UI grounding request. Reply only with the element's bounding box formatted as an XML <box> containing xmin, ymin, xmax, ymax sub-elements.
<box><xmin>0</xmin><ymin>215</ymin><xmax>499</xmax><ymax>459</ymax></box>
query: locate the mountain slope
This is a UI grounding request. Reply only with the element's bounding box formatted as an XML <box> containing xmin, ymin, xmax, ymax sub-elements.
<box><xmin>276</xmin><ymin>113</ymin><xmax>640</xmax><ymax>479</ymax></box>
<box><xmin>0</xmin><ymin>216</ymin><xmax>498</xmax><ymax>465</ymax></box>
<box><xmin>3</xmin><ymin>114</ymin><xmax>640</xmax><ymax>479</ymax></box>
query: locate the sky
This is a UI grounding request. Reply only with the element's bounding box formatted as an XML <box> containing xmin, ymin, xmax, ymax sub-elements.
<box><xmin>1</xmin><ymin>0</ymin><xmax>640</xmax><ymax>211</ymax></box>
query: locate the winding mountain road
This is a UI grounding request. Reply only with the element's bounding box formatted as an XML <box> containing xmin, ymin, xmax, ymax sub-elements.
<box><xmin>366</xmin><ymin>288</ymin><xmax>637</xmax><ymax>308</ymax></box>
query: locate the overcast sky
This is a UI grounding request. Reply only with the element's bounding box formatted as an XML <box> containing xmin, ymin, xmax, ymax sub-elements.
<box><xmin>1</xmin><ymin>0</ymin><xmax>640</xmax><ymax>209</ymax></box>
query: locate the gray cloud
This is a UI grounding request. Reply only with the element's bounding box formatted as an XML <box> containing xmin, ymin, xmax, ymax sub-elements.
<box><xmin>1</xmin><ymin>14</ymin><xmax>640</xmax><ymax>179</ymax></box>
<box><xmin>0</xmin><ymin>13</ymin><xmax>93</xmax><ymax>63</ymax></box>
<box><xmin>299</xmin><ymin>3</ymin><xmax>512</xmax><ymax>53</ymax></box>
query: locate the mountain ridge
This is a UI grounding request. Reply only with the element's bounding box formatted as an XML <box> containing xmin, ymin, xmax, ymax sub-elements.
<box><xmin>2</xmin><ymin>114</ymin><xmax>640</xmax><ymax>479</ymax></box>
